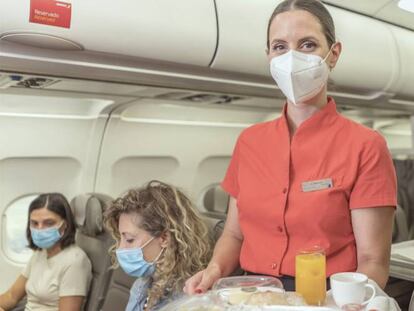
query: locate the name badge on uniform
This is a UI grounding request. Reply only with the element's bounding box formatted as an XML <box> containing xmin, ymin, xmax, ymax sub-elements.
<box><xmin>301</xmin><ymin>178</ymin><xmax>333</xmax><ymax>192</ymax></box>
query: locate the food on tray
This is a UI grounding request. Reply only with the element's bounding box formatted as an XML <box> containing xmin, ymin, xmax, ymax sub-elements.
<box><xmin>223</xmin><ymin>288</ymin><xmax>306</xmax><ymax>307</ymax></box>
<box><xmin>213</xmin><ymin>275</ymin><xmax>284</xmax><ymax>291</ymax></box>
<box><xmin>246</xmin><ymin>290</ymin><xmax>289</xmax><ymax>306</ymax></box>
<box><xmin>160</xmin><ymin>293</ymin><xmax>225</xmax><ymax>311</ymax></box>
<box><xmin>178</xmin><ymin>307</ymin><xmax>223</xmax><ymax>311</ymax></box>
<box><xmin>223</xmin><ymin>288</ymin><xmax>255</xmax><ymax>305</ymax></box>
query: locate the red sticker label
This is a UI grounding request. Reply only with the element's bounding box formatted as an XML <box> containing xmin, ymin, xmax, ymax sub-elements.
<box><xmin>30</xmin><ymin>0</ymin><xmax>72</xmax><ymax>29</ymax></box>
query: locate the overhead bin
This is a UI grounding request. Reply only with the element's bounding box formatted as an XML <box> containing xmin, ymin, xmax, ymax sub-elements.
<box><xmin>1</xmin><ymin>0</ymin><xmax>412</xmax><ymax>104</ymax></box>
<box><xmin>210</xmin><ymin>0</ymin><xmax>279</xmax><ymax>76</ymax></box>
<box><xmin>328</xmin><ymin>7</ymin><xmax>398</xmax><ymax>95</ymax></box>
<box><xmin>389</xmin><ymin>27</ymin><xmax>414</xmax><ymax>99</ymax></box>
<box><xmin>211</xmin><ymin>1</ymin><xmax>399</xmax><ymax>96</ymax></box>
<box><xmin>0</xmin><ymin>0</ymin><xmax>217</xmax><ymax>66</ymax></box>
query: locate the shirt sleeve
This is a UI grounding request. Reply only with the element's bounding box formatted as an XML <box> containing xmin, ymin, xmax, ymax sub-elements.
<box><xmin>221</xmin><ymin>135</ymin><xmax>242</xmax><ymax>198</ymax></box>
<box><xmin>59</xmin><ymin>252</ymin><xmax>92</xmax><ymax>297</ymax></box>
<box><xmin>349</xmin><ymin>132</ymin><xmax>397</xmax><ymax>209</ymax></box>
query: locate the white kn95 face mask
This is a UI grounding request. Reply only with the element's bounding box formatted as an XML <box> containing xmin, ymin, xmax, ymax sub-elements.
<box><xmin>270</xmin><ymin>49</ymin><xmax>331</xmax><ymax>105</ymax></box>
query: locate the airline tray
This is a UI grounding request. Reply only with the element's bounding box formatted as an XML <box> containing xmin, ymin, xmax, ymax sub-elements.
<box><xmin>390</xmin><ymin>240</ymin><xmax>414</xmax><ymax>282</ymax></box>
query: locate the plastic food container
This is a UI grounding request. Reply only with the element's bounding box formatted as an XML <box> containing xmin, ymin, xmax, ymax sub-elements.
<box><xmin>212</xmin><ymin>275</ymin><xmax>311</xmax><ymax>308</ymax></box>
<box><xmin>159</xmin><ymin>276</ymin><xmax>312</xmax><ymax>310</ymax></box>
<box><xmin>212</xmin><ymin>276</ymin><xmax>284</xmax><ymax>291</ymax></box>
<box><xmin>158</xmin><ymin>293</ymin><xmax>226</xmax><ymax>311</ymax></box>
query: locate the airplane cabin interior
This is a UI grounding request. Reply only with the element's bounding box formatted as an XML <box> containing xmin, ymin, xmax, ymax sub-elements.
<box><xmin>1</xmin><ymin>0</ymin><xmax>414</xmax><ymax>310</ymax></box>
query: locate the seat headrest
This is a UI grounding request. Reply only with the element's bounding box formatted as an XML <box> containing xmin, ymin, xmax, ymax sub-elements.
<box><xmin>71</xmin><ymin>194</ymin><xmax>109</xmax><ymax>237</ymax></box>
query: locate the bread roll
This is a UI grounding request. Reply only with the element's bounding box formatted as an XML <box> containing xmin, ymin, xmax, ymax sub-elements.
<box><xmin>246</xmin><ymin>291</ymin><xmax>289</xmax><ymax>306</ymax></box>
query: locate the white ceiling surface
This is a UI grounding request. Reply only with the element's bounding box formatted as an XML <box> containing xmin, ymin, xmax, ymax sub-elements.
<box><xmin>323</xmin><ymin>0</ymin><xmax>414</xmax><ymax>31</ymax></box>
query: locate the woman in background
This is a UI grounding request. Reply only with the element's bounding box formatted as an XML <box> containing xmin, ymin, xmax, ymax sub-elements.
<box><xmin>0</xmin><ymin>193</ymin><xmax>92</xmax><ymax>311</ymax></box>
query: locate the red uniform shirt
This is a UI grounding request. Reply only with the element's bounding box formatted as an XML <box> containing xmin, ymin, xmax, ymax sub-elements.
<box><xmin>221</xmin><ymin>97</ymin><xmax>397</xmax><ymax>277</ymax></box>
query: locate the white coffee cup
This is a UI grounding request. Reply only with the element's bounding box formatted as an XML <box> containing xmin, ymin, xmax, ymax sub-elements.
<box><xmin>330</xmin><ymin>272</ymin><xmax>376</xmax><ymax>308</ymax></box>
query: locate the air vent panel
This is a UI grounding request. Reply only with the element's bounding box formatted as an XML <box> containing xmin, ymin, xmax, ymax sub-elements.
<box><xmin>156</xmin><ymin>92</ymin><xmax>244</xmax><ymax>104</ymax></box>
<box><xmin>16</xmin><ymin>77</ymin><xmax>58</xmax><ymax>89</ymax></box>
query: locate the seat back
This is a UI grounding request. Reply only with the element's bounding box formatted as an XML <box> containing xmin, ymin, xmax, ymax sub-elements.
<box><xmin>100</xmin><ymin>268</ymin><xmax>136</xmax><ymax>311</ymax></box>
<box><xmin>393</xmin><ymin>205</ymin><xmax>409</xmax><ymax>243</ymax></box>
<box><xmin>71</xmin><ymin>193</ymin><xmax>114</xmax><ymax>311</ymax></box>
<box><xmin>202</xmin><ymin>215</ymin><xmax>225</xmax><ymax>242</ymax></box>
<box><xmin>393</xmin><ymin>159</ymin><xmax>414</xmax><ymax>239</ymax></box>
<box><xmin>409</xmin><ymin>290</ymin><xmax>414</xmax><ymax>311</ymax></box>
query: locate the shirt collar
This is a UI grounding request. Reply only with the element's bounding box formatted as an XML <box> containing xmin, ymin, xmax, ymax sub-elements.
<box><xmin>280</xmin><ymin>96</ymin><xmax>339</xmax><ymax>136</ymax></box>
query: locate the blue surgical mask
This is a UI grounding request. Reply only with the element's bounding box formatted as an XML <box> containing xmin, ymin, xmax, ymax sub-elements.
<box><xmin>30</xmin><ymin>222</ymin><xmax>64</xmax><ymax>249</ymax></box>
<box><xmin>116</xmin><ymin>237</ymin><xmax>164</xmax><ymax>278</ymax></box>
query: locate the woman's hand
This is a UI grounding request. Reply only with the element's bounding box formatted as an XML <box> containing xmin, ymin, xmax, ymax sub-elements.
<box><xmin>0</xmin><ymin>307</ymin><xmax>5</xmax><ymax>311</ymax></box>
<box><xmin>183</xmin><ymin>264</ymin><xmax>222</xmax><ymax>294</ymax></box>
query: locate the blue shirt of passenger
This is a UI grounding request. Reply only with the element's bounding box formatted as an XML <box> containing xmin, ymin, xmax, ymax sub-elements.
<box><xmin>125</xmin><ymin>278</ymin><xmax>182</xmax><ymax>311</ymax></box>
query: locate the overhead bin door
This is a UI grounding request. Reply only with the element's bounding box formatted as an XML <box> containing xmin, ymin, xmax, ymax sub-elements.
<box><xmin>211</xmin><ymin>1</ymin><xmax>398</xmax><ymax>96</ymax></box>
<box><xmin>328</xmin><ymin>7</ymin><xmax>398</xmax><ymax>95</ymax></box>
<box><xmin>0</xmin><ymin>0</ymin><xmax>217</xmax><ymax>66</ymax></box>
<box><xmin>389</xmin><ymin>27</ymin><xmax>414</xmax><ymax>99</ymax></box>
<box><xmin>210</xmin><ymin>0</ymin><xmax>278</xmax><ymax>76</ymax></box>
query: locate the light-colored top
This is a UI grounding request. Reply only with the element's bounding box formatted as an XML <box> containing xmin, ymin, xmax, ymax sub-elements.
<box><xmin>222</xmin><ymin>97</ymin><xmax>397</xmax><ymax>277</ymax></box>
<box><xmin>126</xmin><ymin>278</ymin><xmax>182</xmax><ymax>311</ymax></box>
<box><xmin>22</xmin><ymin>244</ymin><xmax>92</xmax><ymax>311</ymax></box>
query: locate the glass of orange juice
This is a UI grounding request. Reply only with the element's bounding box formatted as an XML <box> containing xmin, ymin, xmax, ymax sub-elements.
<box><xmin>295</xmin><ymin>246</ymin><xmax>326</xmax><ymax>305</ymax></box>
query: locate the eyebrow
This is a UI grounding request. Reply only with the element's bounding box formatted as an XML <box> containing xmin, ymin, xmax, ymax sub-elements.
<box><xmin>270</xmin><ymin>38</ymin><xmax>287</xmax><ymax>45</ymax></box>
<box><xmin>121</xmin><ymin>232</ymin><xmax>137</xmax><ymax>237</ymax></box>
<box><xmin>30</xmin><ymin>218</ymin><xmax>56</xmax><ymax>222</ymax></box>
<box><xmin>270</xmin><ymin>36</ymin><xmax>320</xmax><ymax>46</ymax></box>
<box><xmin>298</xmin><ymin>36</ymin><xmax>320</xmax><ymax>44</ymax></box>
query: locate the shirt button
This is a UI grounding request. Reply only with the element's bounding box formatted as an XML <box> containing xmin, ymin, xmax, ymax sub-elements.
<box><xmin>277</xmin><ymin>226</ymin><xmax>284</xmax><ymax>233</ymax></box>
<box><xmin>271</xmin><ymin>263</ymin><xmax>278</xmax><ymax>269</ymax></box>
<box><xmin>282</xmin><ymin>188</ymin><xmax>287</xmax><ymax>194</ymax></box>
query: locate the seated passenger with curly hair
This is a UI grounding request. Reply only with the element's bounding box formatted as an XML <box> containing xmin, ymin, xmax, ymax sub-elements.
<box><xmin>0</xmin><ymin>193</ymin><xmax>92</xmax><ymax>311</ymax></box>
<box><xmin>104</xmin><ymin>180</ymin><xmax>212</xmax><ymax>311</ymax></box>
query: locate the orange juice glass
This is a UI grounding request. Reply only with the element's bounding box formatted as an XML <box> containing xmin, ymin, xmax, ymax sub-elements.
<box><xmin>295</xmin><ymin>246</ymin><xmax>326</xmax><ymax>305</ymax></box>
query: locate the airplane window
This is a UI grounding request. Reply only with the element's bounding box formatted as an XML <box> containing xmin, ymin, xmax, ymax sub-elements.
<box><xmin>2</xmin><ymin>195</ymin><xmax>37</xmax><ymax>263</ymax></box>
<box><xmin>202</xmin><ymin>185</ymin><xmax>229</xmax><ymax>218</ymax></box>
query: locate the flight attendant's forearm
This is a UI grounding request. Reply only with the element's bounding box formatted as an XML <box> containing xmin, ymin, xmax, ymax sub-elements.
<box><xmin>208</xmin><ymin>233</ymin><xmax>243</xmax><ymax>277</ymax></box>
<box><xmin>208</xmin><ymin>196</ymin><xmax>243</xmax><ymax>277</ymax></box>
<box><xmin>356</xmin><ymin>259</ymin><xmax>390</xmax><ymax>289</ymax></box>
<box><xmin>352</xmin><ymin>207</ymin><xmax>394</xmax><ymax>289</ymax></box>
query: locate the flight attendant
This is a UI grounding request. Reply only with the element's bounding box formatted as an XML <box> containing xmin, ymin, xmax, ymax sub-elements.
<box><xmin>184</xmin><ymin>0</ymin><xmax>397</xmax><ymax>293</ymax></box>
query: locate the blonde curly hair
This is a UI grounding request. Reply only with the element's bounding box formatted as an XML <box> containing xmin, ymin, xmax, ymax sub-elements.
<box><xmin>104</xmin><ymin>180</ymin><xmax>212</xmax><ymax>309</ymax></box>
